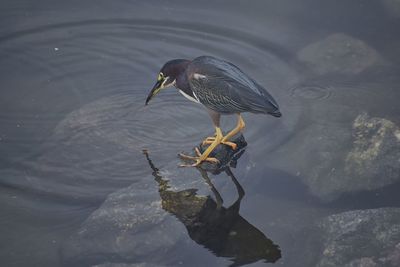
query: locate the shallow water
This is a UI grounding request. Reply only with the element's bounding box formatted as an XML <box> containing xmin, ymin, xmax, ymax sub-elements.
<box><xmin>1</xmin><ymin>0</ymin><xmax>400</xmax><ymax>266</ymax></box>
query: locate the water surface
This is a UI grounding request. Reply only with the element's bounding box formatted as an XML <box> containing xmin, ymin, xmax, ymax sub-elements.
<box><xmin>1</xmin><ymin>0</ymin><xmax>400</xmax><ymax>266</ymax></box>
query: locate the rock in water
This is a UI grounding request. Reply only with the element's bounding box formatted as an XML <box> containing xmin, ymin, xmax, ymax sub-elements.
<box><xmin>313</xmin><ymin>113</ymin><xmax>400</xmax><ymax>201</ymax></box>
<box><xmin>180</xmin><ymin>134</ymin><xmax>247</xmax><ymax>172</ymax></box>
<box><xmin>311</xmin><ymin>208</ymin><xmax>400</xmax><ymax>267</ymax></box>
<box><xmin>61</xmin><ymin>145</ymin><xmax>281</xmax><ymax>267</ymax></box>
<box><xmin>383</xmin><ymin>0</ymin><xmax>400</xmax><ymax>18</ymax></box>
<box><xmin>298</xmin><ymin>33</ymin><xmax>382</xmax><ymax>75</ymax></box>
<box><xmin>268</xmin><ymin>113</ymin><xmax>400</xmax><ymax>201</ymax></box>
<box><xmin>60</xmin><ymin>184</ymin><xmax>185</xmax><ymax>267</ymax></box>
<box><xmin>345</xmin><ymin>113</ymin><xmax>400</xmax><ymax>189</ymax></box>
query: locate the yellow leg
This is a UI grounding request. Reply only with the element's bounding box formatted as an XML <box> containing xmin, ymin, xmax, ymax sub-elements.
<box><xmin>221</xmin><ymin>114</ymin><xmax>245</xmax><ymax>143</ymax></box>
<box><xmin>179</xmin><ymin>147</ymin><xmax>219</xmax><ymax>163</ymax></box>
<box><xmin>202</xmin><ymin>139</ymin><xmax>237</xmax><ymax>150</ymax></box>
<box><xmin>202</xmin><ymin>134</ymin><xmax>217</xmax><ymax>144</ymax></box>
<box><xmin>202</xmin><ymin>114</ymin><xmax>245</xmax><ymax>149</ymax></box>
<box><xmin>202</xmin><ymin>132</ymin><xmax>237</xmax><ymax>150</ymax></box>
<box><xmin>179</xmin><ymin>127</ymin><xmax>223</xmax><ymax>167</ymax></box>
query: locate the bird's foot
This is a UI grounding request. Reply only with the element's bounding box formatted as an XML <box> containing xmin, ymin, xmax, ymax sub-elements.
<box><xmin>202</xmin><ymin>138</ymin><xmax>237</xmax><ymax>150</ymax></box>
<box><xmin>178</xmin><ymin>147</ymin><xmax>219</xmax><ymax>167</ymax></box>
<box><xmin>179</xmin><ymin>157</ymin><xmax>220</xmax><ymax>167</ymax></box>
<box><xmin>202</xmin><ymin>135</ymin><xmax>217</xmax><ymax>145</ymax></box>
<box><xmin>202</xmin><ymin>135</ymin><xmax>216</xmax><ymax>143</ymax></box>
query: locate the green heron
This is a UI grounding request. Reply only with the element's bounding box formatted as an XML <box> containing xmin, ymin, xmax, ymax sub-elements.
<box><xmin>146</xmin><ymin>56</ymin><xmax>281</xmax><ymax>166</ymax></box>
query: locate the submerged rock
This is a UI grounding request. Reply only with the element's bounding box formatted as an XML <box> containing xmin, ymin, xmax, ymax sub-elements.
<box><xmin>180</xmin><ymin>134</ymin><xmax>247</xmax><ymax>173</ymax></box>
<box><xmin>312</xmin><ymin>208</ymin><xmax>400</xmax><ymax>267</ymax></box>
<box><xmin>383</xmin><ymin>0</ymin><xmax>400</xmax><ymax>18</ymax></box>
<box><xmin>93</xmin><ymin>264</ymin><xmax>166</xmax><ymax>267</ymax></box>
<box><xmin>269</xmin><ymin>113</ymin><xmax>400</xmax><ymax>201</ymax></box>
<box><xmin>345</xmin><ymin>113</ymin><xmax>400</xmax><ymax>188</ymax></box>
<box><xmin>298</xmin><ymin>33</ymin><xmax>382</xmax><ymax>75</ymax></box>
<box><xmin>62</xmin><ymin>142</ymin><xmax>281</xmax><ymax>266</ymax></box>
<box><xmin>60</xmin><ymin>184</ymin><xmax>183</xmax><ymax>267</ymax></box>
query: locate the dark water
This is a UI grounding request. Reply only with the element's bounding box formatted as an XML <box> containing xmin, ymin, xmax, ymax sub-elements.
<box><xmin>1</xmin><ymin>0</ymin><xmax>400</xmax><ymax>266</ymax></box>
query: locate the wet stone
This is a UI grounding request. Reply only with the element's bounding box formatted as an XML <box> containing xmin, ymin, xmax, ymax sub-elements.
<box><xmin>180</xmin><ymin>134</ymin><xmax>247</xmax><ymax>173</ymax></box>
<box><xmin>344</xmin><ymin>113</ymin><xmax>400</xmax><ymax>187</ymax></box>
<box><xmin>93</xmin><ymin>263</ymin><xmax>167</xmax><ymax>267</ymax></box>
<box><xmin>269</xmin><ymin>113</ymin><xmax>400</xmax><ymax>201</ymax></box>
<box><xmin>317</xmin><ymin>113</ymin><xmax>400</xmax><ymax>201</ymax></box>
<box><xmin>61</xmin><ymin>136</ymin><xmax>280</xmax><ymax>267</ymax></box>
<box><xmin>298</xmin><ymin>33</ymin><xmax>382</xmax><ymax>75</ymax></box>
<box><xmin>310</xmin><ymin>208</ymin><xmax>400</xmax><ymax>267</ymax></box>
<box><xmin>383</xmin><ymin>0</ymin><xmax>400</xmax><ymax>18</ymax></box>
<box><xmin>60</xmin><ymin>184</ymin><xmax>185</xmax><ymax>267</ymax></box>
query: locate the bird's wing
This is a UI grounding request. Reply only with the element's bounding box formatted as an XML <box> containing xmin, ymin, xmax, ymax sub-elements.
<box><xmin>187</xmin><ymin>56</ymin><xmax>279</xmax><ymax>114</ymax></box>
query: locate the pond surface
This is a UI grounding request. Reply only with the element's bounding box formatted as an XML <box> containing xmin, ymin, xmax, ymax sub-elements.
<box><xmin>1</xmin><ymin>0</ymin><xmax>400</xmax><ymax>266</ymax></box>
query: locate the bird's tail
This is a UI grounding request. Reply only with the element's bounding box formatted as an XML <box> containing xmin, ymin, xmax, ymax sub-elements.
<box><xmin>269</xmin><ymin>110</ymin><xmax>282</xmax><ymax>117</ymax></box>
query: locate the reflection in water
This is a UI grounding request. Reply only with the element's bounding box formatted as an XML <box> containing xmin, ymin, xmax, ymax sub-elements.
<box><xmin>143</xmin><ymin>142</ymin><xmax>281</xmax><ymax>266</ymax></box>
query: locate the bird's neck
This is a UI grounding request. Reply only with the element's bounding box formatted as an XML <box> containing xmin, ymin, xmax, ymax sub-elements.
<box><xmin>167</xmin><ymin>59</ymin><xmax>196</xmax><ymax>99</ymax></box>
<box><xmin>176</xmin><ymin>72</ymin><xmax>200</xmax><ymax>103</ymax></box>
<box><xmin>174</xmin><ymin>59</ymin><xmax>190</xmax><ymax>77</ymax></box>
<box><xmin>176</xmin><ymin>71</ymin><xmax>189</xmax><ymax>90</ymax></box>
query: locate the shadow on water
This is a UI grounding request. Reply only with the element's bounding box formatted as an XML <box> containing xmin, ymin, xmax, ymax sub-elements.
<box><xmin>143</xmin><ymin>135</ymin><xmax>281</xmax><ymax>267</ymax></box>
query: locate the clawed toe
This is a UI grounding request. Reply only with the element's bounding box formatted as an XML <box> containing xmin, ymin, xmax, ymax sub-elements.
<box><xmin>202</xmin><ymin>136</ymin><xmax>216</xmax><ymax>145</ymax></box>
<box><xmin>179</xmin><ymin>127</ymin><xmax>223</xmax><ymax>167</ymax></box>
<box><xmin>222</xmin><ymin>141</ymin><xmax>237</xmax><ymax>150</ymax></box>
<box><xmin>178</xmin><ymin>153</ymin><xmax>197</xmax><ymax>160</ymax></box>
<box><xmin>178</xmin><ymin>151</ymin><xmax>220</xmax><ymax>167</ymax></box>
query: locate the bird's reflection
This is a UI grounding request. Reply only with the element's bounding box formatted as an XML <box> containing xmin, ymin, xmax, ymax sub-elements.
<box><xmin>143</xmin><ymin>137</ymin><xmax>281</xmax><ymax>266</ymax></box>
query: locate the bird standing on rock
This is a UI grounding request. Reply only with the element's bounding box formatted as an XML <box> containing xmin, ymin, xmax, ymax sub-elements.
<box><xmin>146</xmin><ymin>56</ymin><xmax>281</xmax><ymax>167</ymax></box>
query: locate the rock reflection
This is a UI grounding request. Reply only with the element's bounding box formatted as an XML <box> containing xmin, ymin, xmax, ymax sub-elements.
<box><xmin>143</xmin><ymin>138</ymin><xmax>281</xmax><ymax>266</ymax></box>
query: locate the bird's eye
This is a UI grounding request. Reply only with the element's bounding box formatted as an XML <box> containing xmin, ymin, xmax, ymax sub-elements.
<box><xmin>158</xmin><ymin>72</ymin><xmax>165</xmax><ymax>81</ymax></box>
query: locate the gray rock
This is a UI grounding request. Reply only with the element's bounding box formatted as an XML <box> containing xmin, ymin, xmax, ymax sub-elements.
<box><xmin>94</xmin><ymin>262</ymin><xmax>167</xmax><ymax>267</ymax></box>
<box><xmin>312</xmin><ymin>113</ymin><xmax>400</xmax><ymax>200</ymax></box>
<box><xmin>269</xmin><ymin>113</ymin><xmax>400</xmax><ymax>201</ymax></box>
<box><xmin>181</xmin><ymin>133</ymin><xmax>247</xmax><ymax>172</ymax></box>
<box><xmin>298</xmin><ymin>33</ymin><xmax>382</xmax><ymax>75</ymax></box>
<box><xmin>344</xmin><ymin>113</ymin><xmax>400</xmax><ymax>188</ymax></box>
<box><xmin>62</xmin><ymin>141</ymin><xmax>281</xmax><ymax>266</ymax></box>
<box><xmin>313</xmin><ymin>208</ymin><xmax>400</xmax><ymax>267</ymax></box>
<box><xmin>92</xmin><ymin>262</ymin><xmax>165</xmax><ymax>267</ymax></box>
<box><xmin>383</xmin><ymin>0</ymin><xmax>400</xmax><ymax>18</ymax></box>
<box><xmin>60</xmin><ymin>183</ymin><xmax>186</xmax><ymax>267</ymax></box>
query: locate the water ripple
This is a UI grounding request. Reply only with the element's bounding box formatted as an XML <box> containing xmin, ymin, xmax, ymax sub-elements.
<box><xmin>289</xmin><ymin>83</ymin><xmax>333</xmax><ymax>100</ymax></box>
<box><xmin>0</xmin><ymin>18</ymin><xmax>300</xmax><ymax>201</ymax></box>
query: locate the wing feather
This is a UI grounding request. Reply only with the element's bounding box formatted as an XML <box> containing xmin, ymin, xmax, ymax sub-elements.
<box><xmin>187</xmin><ymin>56</ymin><xmax>280</xmax><ymax>114</ymax></box>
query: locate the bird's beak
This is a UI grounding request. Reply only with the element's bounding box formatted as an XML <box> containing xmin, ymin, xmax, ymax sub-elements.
<box><xmin>145</xmin><ymin>80</ymin><xmax>163</xmax><ymax>105</ymax></box>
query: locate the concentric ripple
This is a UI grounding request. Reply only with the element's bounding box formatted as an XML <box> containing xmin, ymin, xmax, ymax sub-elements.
<box><xmin>289</xmin><ymin>83</ymin><xmax>333</xmax><ymax>100</ymax></box>
<box><xmin>0</xmin><ymin>18</ymin><xmax>300</xmax><ymax>201</ymax></box>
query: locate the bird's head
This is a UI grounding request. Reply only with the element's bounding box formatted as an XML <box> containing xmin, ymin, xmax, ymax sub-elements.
<box><xmin>145</xmin><ymin>59</ymin><xmax>190</xmax><ymax>105</ymax></box>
